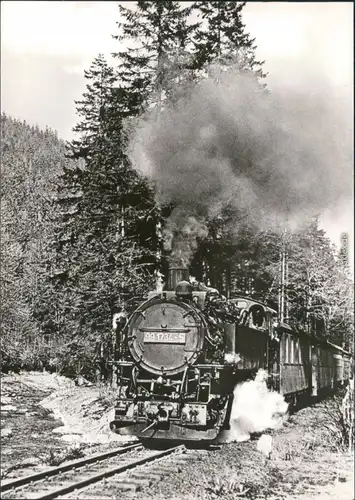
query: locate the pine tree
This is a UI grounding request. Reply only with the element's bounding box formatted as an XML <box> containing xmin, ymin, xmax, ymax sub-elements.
<box><xmin>69</xmin><ymin>54</ymin><xmax>121</xmax><ymax>159</ymax></box>
<box><xmin>339</xmin><ymin>232</ymin><xmax>350</xmax><ymax>269</ymax></box>
<box><xmin>0</xmin><ymin>114</ymin><xmax>67</xmax><ymax>370</ymax></box>
<box><xmin>191</xmin><ymin>1</ymin><xmax>267</xmax><ymax>82</ymax></box>
<box><xmin>112</xmin><ymin>1</ymin><xmax>197</xmax><ymax>115</ymax></box>
<box><xmin>53</xmin><ymin>53</ymin><xmax>160</xmax><ymax>360</ymax></box>
<box><xmin>190</xmin><ymin>209</ymin><xmax>281</xmax><ymax>301</ymax></box>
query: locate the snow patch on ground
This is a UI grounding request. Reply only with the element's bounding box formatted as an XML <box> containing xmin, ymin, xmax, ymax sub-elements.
<box><xmin>2</xmin><ymin>371</ymin><xmax>135</xmax><ymax>446</ymax></box>
<box><xmin>39</xmin><ymin>379</ymin><xmax>136</xmax><ymax>445</ymax></box>
<box><xmin>3</xmin><ymin>371</ymin><xmax>76</xmax><ymax>392</ymax></box>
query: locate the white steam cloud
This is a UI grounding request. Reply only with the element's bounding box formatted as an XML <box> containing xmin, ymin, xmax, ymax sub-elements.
<box><xmin>130</xmin><ymin>66</ymin><xmax>352</xmax><ymax>266</ymax></box>
<box><xmin>220</xmin><ymin>369</ymin><xmax>288</xmax><ymax>443</ymax></box>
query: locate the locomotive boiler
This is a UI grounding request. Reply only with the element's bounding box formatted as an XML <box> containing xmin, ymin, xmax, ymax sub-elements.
<box><xmin>109</xmin><ymin>267</ymin><xmax>277</xmax><ymax>442</ymax></box>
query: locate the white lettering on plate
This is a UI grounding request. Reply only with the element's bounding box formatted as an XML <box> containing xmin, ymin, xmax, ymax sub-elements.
<box><xmin>144</xmin><ymin>331</ymin><xmax>186</xmax><ymax>344</ymax></box>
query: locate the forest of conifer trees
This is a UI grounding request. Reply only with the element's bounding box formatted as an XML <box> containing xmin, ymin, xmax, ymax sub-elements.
<box><xmin>1</xmin><ymin>1</ymin><xmax>353</xmax><ymax>378</ymax></box>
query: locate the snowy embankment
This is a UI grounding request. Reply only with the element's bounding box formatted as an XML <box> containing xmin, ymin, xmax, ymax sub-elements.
<box><xmin>1</xmin><ymin>372</ymin><xmax>136</xmax><ymax>481</ymax></box>
<box><xmin>2</xmin><ymin>371</ymin><xmax>135</xmax><ymax>446</ymax></box>
<box><xmin>38</xmin><ymin>374</ymin><xmax>136</xmax><ymax>445</ymax></box>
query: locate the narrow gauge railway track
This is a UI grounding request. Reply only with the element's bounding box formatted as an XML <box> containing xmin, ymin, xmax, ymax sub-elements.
<box><xmin>1</xmin><ymin>443</ymin><xmax>192</xmax><ymax>499</ymax></box>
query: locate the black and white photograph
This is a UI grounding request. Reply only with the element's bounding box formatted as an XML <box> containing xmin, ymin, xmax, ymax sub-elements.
<box><xmin>1</xmin><ymin>2</ymin><xmax>353</xmax><ymax>499</ymax></box>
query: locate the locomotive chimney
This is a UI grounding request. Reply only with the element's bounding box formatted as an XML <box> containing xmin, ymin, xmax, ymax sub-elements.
<box><xmin>167</xmin><ymin>267</ymin><xmax>189</xmax><ymax>290</ymax></box>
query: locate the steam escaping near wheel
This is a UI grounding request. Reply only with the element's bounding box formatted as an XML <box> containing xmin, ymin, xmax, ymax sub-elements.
<box><xmin>219</xmin><ymin>369</ymin><xmax>288</xmax><ymax>443</ymax></box>
<box><xmin>224</xmin><ymin>352</ymin><xmax>241</xmax><ymax>365</ymax></box>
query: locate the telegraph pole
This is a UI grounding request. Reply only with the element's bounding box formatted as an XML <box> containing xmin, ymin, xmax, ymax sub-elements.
<box><xmin>278</xmin><ymin>229</ymin><xmax>288</xmax><ymax>323</ymax></box>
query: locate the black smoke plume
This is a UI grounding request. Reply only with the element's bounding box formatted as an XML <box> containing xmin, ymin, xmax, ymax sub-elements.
<box><xmin>130</xmin><ymin>67</ymin><xmax>353</xmax><ymax>266</ymax></box>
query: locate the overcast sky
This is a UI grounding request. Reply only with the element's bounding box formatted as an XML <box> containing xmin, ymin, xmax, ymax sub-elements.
<box><xmin>1</xmin><ymin>1</ymin><xmax>353</xmax><ymax>262</ymax></box>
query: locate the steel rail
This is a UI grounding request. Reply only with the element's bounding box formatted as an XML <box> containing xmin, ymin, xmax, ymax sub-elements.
<box><xmin>1</xmin><ymin>442</ymin><xmax>141</xmax><ymax>493</ymax></box>
<box><xmin>32</xmin><ymin>445</ymin><xmax>184</xmax><ymax>500</ymax></box>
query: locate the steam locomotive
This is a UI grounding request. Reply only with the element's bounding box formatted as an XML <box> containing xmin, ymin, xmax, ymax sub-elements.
<box><xmin>109</xmin><ymin>267</ymin><xmax>352</xmax><ymax>443</ymax></box>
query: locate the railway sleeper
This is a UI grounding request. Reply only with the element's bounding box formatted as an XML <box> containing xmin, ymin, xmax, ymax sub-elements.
<box><xmin>149</xmin><ymin>464</ymin><xmax>182</xmax><ymax>473</ymax></box>
<box><xmin>173</xmin><ymin>456</ymin><xmax>201</xmax><ymax>465</ymax></box>
<box><xmin>141</xmin><ymin>467</ymin><xmax>173</xmax><ymax>476</ymax></box>
<box><xmin>107</xmin><ymin>480</ymin><xmax>141</xmax><ymax>492</ymax></box>
<box><xmin>119</xmin><ymin>476</ymin><xmax>154</xmax><ymax>487</ymax></box>
<box><xmin>129</xmin><ymin>470</ymin><xmax>165</xmax><ymax>481</ymax></box>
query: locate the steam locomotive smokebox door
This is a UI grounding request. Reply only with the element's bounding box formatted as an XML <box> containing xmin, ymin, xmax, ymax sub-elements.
<box><xmin>127</xmin><ymin>298</ymin><xmax>204</xmax><ymax>375</ymax></box>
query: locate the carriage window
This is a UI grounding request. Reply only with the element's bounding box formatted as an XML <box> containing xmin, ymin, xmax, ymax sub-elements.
<box><xmin>285</xmin><ymin>335</ymin><xmax>289</xmax><ymax>363</ymax></box>
<box><xmin>289</xmin><ymin>336</ymin><xmax>294</xmax><ymax>364</ymax></box>
<box><xmin>249</xmin><ymin>305</ymin><xmax>265</xmax><ymax>328</ymax></box>
<box><xmin>294</xmin><ymin>339</ymin><xmax>300</xmax><ymax>363</ymax></box>
<box><xmin>298</xmin><ymin>340</ymin><xmax>301</xmax><ymax>363</ymax></box>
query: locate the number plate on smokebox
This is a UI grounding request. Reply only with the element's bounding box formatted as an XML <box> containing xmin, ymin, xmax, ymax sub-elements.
<box><xmin>143</xmin><ymin>331</ymin><xmax>186</xmax><ymax>344</ymax></box>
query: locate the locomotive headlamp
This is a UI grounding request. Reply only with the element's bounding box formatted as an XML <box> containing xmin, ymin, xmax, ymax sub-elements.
<box><xmin>194</xmin><ymin>368</ymin><xmax>200</xmax><ymax>380</ymax></box>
